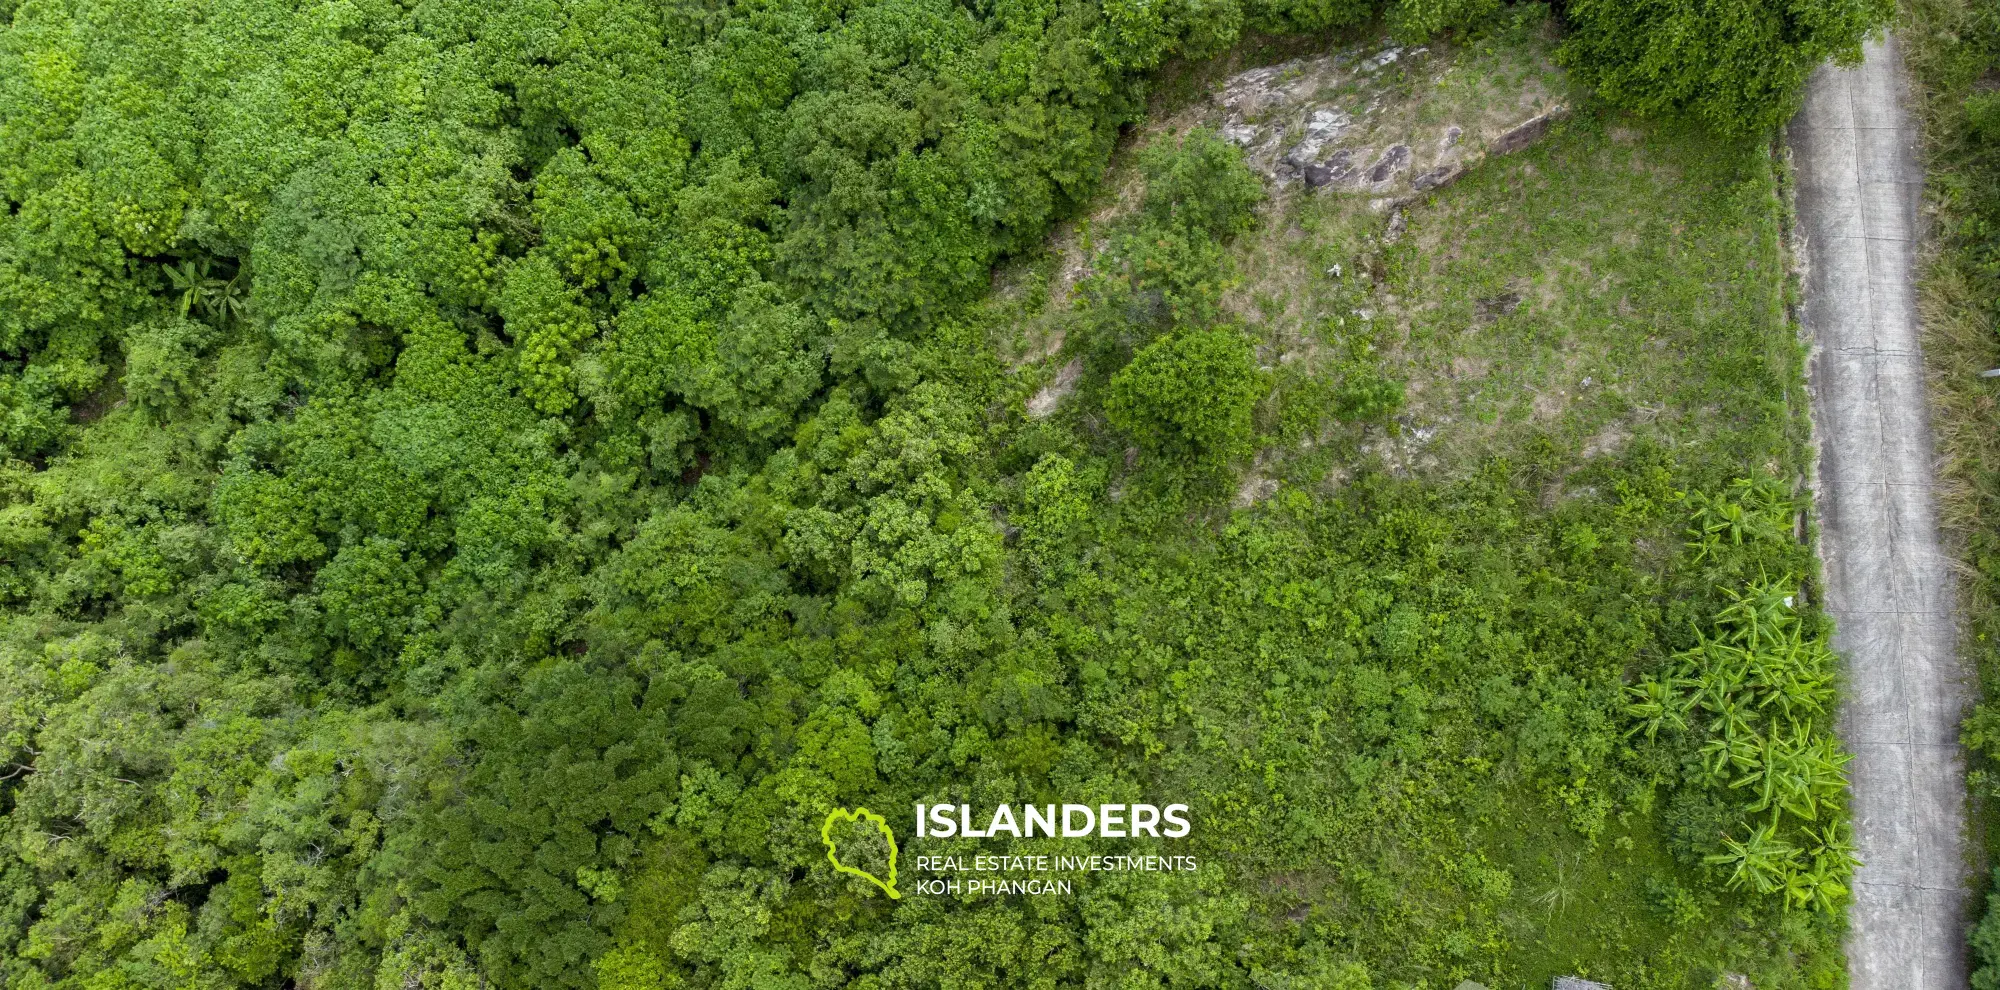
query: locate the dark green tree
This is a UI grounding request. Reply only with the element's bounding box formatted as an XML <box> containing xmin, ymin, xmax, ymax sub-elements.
<box><xmin>1559</xmin><ymin>0</ymin><xmax>1895</xmax><ymax>135</ymax></box>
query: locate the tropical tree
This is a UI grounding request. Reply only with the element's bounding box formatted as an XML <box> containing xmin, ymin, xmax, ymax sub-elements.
<box><xmin>1106</xmin><ymin>329</ymin><xmax>1266</xmax><ymax>471</ymax></box>
<box><xmin>1559</xmin><ymin>0</ymin><xmax>1896</xmax><ymax>135</ymax></box>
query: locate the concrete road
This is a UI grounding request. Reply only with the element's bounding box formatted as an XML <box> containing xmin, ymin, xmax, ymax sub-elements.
<box><xmin>1789</xmin><ymin>35</ymin><xmax>1974</xmax><ymax>989</ymax></box>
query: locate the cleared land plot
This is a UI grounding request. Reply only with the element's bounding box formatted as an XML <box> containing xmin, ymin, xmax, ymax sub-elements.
<box><xmin>984</xmin><ymin>20</ymin><xmax>1837</xmax><ymax>988</ymax></box>
<box><xmin>1382</xmin><ymin>116</ymin><xmax>1800</xmax><ymax>484</ymax></box>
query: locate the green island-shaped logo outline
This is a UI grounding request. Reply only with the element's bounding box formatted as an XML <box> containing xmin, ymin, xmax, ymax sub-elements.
<box><xmin>821</xmin><ymin>806</ymin><xmax>901</xmax><ymax>899</ymax></box>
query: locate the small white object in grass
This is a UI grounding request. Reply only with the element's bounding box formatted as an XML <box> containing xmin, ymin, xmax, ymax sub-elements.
<box><xmin>1327</xmin><ymin>263</ymin><xmax>1342</xmax><ymax>278</ymax></box>
<box><xmin>1785</xmin><ymin>596</ymin><xmax>1795</xmax><ymax>608</ymax></box>
<box><xmin>1982</xmin><ymin>368</ymin><xmax>2000</xmax><ymax>378</ymax></box>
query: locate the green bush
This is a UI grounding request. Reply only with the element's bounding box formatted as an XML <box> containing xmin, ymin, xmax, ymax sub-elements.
<box><xmin>1105</xmin><ymin>329</ymin><xmax>1266</xmax><ymax>468</ymax></box>
<box><xmin>1138</xmin><ymin>128</ymin><xmax>1267</xmax><ymax>241</ymax></box>
<box><xmin>122</xmin><ymin>317</ymin><xmax>216</xmax><ymax>420</ymax></box>
<box><xmin>1388</xmin><ymin>0</ymin><xmax>1503</xmax><ymax>43</ymax></box>
<box><xmin>1904</xmin><ymin>2</ymin><xmax>2000</xmax><ymax>981</ymax></box>
<box><xmin>1558</xmin><ymin>0</ymin><xmax>1895</xmax><ymax>135</ymax></box>
<box><xmin>1977</xmin><ymin>880</ymin><xmax>2000</xmax><ymax>990</ymax></box>
<box><xmin>1968</xmin><ymin>92</ymin><xmax>2000</xmax><ymax>142</ymax></box>
<box><xmin>1623</xmin><ymin>485</ymin><xmax>1855</xmax><ymax>914</ymax></box>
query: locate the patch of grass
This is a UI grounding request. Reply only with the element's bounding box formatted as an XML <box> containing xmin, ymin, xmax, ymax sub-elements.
<box><xmin>1385</xmin><ymin>112</ymin><xmax>1803</xmax><ymax>483</ymax></box>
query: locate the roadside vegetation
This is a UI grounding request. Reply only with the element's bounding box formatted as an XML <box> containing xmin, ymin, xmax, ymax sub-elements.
<box><xmin>1900</xmin><ymin>0</ymin><xmax>2000</xmax><ymax>982</ymax></box>
<box><xmin>0</xmin><ymin>0</ymin><xmax>1889</xmax><ymax>987</ymax></box>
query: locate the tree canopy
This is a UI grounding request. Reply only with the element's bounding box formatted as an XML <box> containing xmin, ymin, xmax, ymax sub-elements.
<box><xmin>0</xmin><ymin>0</ymin><xmax>1887</xmax><ymax>986</ymax></box>
<box><xmin>1557</xmin><ymin>0</ymin><xmax>1894</xmax><ymax>135</ymax></box>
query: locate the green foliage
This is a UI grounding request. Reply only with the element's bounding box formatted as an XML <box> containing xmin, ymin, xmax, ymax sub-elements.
<box><xmin>1558</xmin><ymin>0</ymin><xmax>1895</xmax><ymax>135</ymax></box>
<box><xmin>1623</xmin><ymin>487</ymin><xmax>1855</xmax><ymax>914</ymax></box>
<box><xmin>408</xmin><ymin>661</ymin><xmax>681</xmax><ymax>987</ymax></box>
<box><xmin>1331</xmin><ymin>348</ymin><xmax>1404</xmax><ymax>425</ymax></box>
<box><xmin>164</xmin><ymin>258</ymin><xmax>250</xmax><ymax>329</ymax></box>
<box><xmin>1018</xmin><ymin>453</ymin><xmax>1100</xmax><ymax>559</ymax></box>
<box><xmin>1138</xmin><ymin>129</ymin><xmax>1266</xmax><ymax>241</ymax></box>
<box><xmin>1065</xmin><ymin>127</ymin><xmax>1275</xmax><ymax>482</ymax></box>
<box><xmin>500</xmin><ymin>254</ymin><xmax>597</xmax><ymax>415</ymax></box>
<box><xmin>1096</xmin><ymin>0</ymin><xmax>1247</xmax><ymax>70</ymax></box>
<box><xmin>315</xmin><ymin>536</ymin><xmax>423</xmax><ymax>655</ymax></box>
<box><xmin>1106</xmin><ymin>330</ymin><xmax>1265</xmax><ymax>468</ymax></box>
<box><xmin>1968</xmin><ymin>91</ymin><xmax>2000</xmax><ymax>142</ymax></box>
<box><xmin>1977</xmin><ymin>873</ymin><xmax>2000</xmax><ymax>990</ymax></box>
<box><xmin>1387</xmin><ymin>0</ymin><xmax>1503</xmax><ymax>43</ymax></box>
<box><xmin>1239</xmin><ymin>0</ymin><xmax>1359</xmax><ymax>34</ymax></box>
<box><xmin>682</xmin><ymin>287</ymin><xmax>825</xmax><ymax>444</ymax></box>
<box><xmin>122</xmin><ymin>318</ymin><xmax>216</xmax><ymax>421</ymax></box>
<box><xmin>1683</xmin><ymin>476</ymin><xmax>1793</xmax><ymax>560</ymax></box>
<box><xmin>0</xmin><ymin>0</ymin><xmax>1854</xmax><ymax>986</ymax></box>
<box><xmin>1073</xmin><ymin>128</ymin><xmax>1266</xmax><ymax>339</ymax></box>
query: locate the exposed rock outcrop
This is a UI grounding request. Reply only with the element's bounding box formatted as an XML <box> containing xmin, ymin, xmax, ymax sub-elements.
<box><xmin>1193</xmin><ymin>41</ymin><xmax>1565</xmax><ymax>207</ymax></box>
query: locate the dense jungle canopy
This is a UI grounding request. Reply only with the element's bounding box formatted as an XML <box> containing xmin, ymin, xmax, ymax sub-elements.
<box><xmin>0</xmin><ymin>0</ymin><xmax>1893</xmax><ymax>986</ymax></box>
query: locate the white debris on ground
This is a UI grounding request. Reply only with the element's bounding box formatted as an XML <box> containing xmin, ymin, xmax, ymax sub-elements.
<box><xmin>1358</xmin><ymin>418</ymin><xmax>1442</xmax><ymax>477</ymax></box>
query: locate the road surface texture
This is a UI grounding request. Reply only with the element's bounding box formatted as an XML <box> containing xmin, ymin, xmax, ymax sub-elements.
<box><xmin>1790</xmin><ymin>35</ymin><xmax>1973</xmax><ymax>989</ymax></box>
